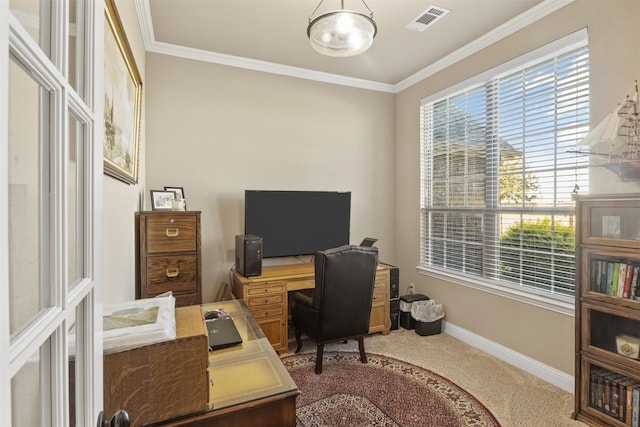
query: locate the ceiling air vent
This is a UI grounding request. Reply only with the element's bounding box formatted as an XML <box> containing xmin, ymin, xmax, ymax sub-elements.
<box><xmin>406</xmin><ymin>6</ymin><xmax>449</xmax><ymax>32</ymax></box>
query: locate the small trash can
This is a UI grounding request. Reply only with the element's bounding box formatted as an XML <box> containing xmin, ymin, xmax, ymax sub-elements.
<box><xmin>399</xmin><ymin>294</ymin><xmax>429</xmax><ymax>330</ymax></box>
<box><xmin>415</xmin><ymin>318</ymin><xmax>442</xmax><ymax>336</ymax></box>
<box><xmin>411</xmin><ymin>300</ymin><xmax>445</xmax><ymax>336</ymax></box>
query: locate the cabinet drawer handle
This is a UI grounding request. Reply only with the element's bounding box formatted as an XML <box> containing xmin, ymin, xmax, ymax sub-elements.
<box><xmin>165</xmin><ymin>228</ymin><xmax>179</xmax><ymax>237</ymax></box>
<box><xmin>166</xmin><ymin>268</ymin><xmax>179</xmax><ymax>278</ymax></box>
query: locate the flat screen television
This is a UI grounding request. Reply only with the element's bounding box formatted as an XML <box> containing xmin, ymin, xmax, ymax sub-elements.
<box><xmin>244</xmin><ymin>190</ymin><xmax>351</xmax><ymax>258</ymax></box>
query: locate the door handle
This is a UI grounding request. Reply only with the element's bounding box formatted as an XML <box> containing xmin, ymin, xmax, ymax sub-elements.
<box><xmin>97</xmin><ymin>410</ymin><xmax>130</xmax><ymax>427</ymax></box>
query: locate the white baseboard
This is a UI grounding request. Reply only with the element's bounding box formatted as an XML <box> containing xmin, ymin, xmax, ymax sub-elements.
<box><xmin>442</xmin><ymin>321</ymin><xmax>575</xmax><ymax>394</ymax></box>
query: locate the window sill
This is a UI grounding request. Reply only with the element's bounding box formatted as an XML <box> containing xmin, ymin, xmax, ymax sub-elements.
<box><xmin>416</xmin><ymin>266</ymin><xmax>575</xmax><ymax>317</ymax></box>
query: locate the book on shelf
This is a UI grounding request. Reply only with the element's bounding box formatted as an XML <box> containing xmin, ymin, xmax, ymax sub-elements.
<box><xmin>601</xmin><ymin>261</ymin><xmax>608</xmax><ymax>293</ymax></box>
<box><xmin>591</xmin><ymin>367</ymin><xmax>606</xmax><ymax>411</ymax></box>
<box><xmin>623</xmin><ymin>264</ymin><xmax>634</xmax><ymax>299</ymax></box>
<box><xmin>618</xmin><ymin>378</ymin><xmax>640</xmax><ymax>426</ymax></box>
<box><xmin>633</xmin><ymin>384</ymin><xmax>640</xmax><ymax>427</ymax></box>
<box><xmin>619</xmin><ymin>263</ymin><xmax>628</xmax><ymax>298</ymax></box>
<box><xmin>590</xmin><ymin>367</ymin><xmax>640</xmax><ymax>425</ymax></box>
<box><xmin>632</xmin><ymin>266</ymin><xmax>640</xmax><ymax>299</ymax></box>
<box><xmin>591</xmin><ymin>259</ymin><xmax>640</xmax><ymax>301</ymax></box>
<box><xmin>612</xmin><ymin>263</ymin><xmax>621</xmax><ymax>297</ymax></box>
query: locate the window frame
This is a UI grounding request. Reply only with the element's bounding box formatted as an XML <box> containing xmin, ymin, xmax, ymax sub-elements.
<box><xmin>418</xmin><ymin>29</ymin><xmax>589</xmax><ymax>316</ymax></box>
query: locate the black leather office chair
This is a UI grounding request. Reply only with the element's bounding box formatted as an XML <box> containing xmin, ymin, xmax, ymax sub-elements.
<box><xmin>292</xmin><ymin>245</ymin><xmax>379</xmax><ymax>374</ymax></box>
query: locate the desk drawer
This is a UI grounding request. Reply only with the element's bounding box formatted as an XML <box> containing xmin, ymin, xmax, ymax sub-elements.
<box><xmin>372</xmin><ymin>288</ymin><xmax>387</xmax><ymax>303</ymax></box>
<box><xmin>247</xmin><ymin>293</ymin><xmax>284</xmax><ymax>307</ymax></box>
<box><xmin>146</xmin><ymin>216</ymin><xmax>197</xmax><ymax>254</ymax></box>
<box><xmin>146</xmin><ymin>255</ymin><xmax>198</xmax><ymax>295</ymax></box>
<box><xmin>247</xmin><ymin>283</ymin><xmax>285</xmax><ymax>296</ymax></box>
<box><xmin>251</xmin><ymin>305</ymin><xmax>285</xmax><ymax>320</ymax></box>
<box><xmin>374</xmin><ymin>273</ymin><xmax>388</xmax><ymax>288</ymax></box>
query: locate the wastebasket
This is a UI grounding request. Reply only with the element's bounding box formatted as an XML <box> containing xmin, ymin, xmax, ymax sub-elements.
<box><xmin>411</xmin><ymin>300</ymin><xmax>445</xmax><ymax>336</ymax></box>
<box><xmin>399</xmin><ymin>294</ymin><xmax>429</xmax><ymax>330</ymax></box>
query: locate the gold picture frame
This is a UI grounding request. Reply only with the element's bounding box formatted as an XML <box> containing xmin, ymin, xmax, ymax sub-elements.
<box><xmin>104</xmin><ymin>0</ymin><xmax>142</xmax><ymax>184</ymax></box>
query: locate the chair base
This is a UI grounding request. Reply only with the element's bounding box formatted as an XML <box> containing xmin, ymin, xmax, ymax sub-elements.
<box><xmin>294</xmin><ymin>329</ymin><xmax>368</xmax><ymax>374</ymax></box>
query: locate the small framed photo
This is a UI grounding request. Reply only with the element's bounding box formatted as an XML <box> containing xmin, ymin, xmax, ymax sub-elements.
<box><xmin>602</xmin><ymin>215</ymin><xmax>621</xmax><ymax>239</ymax></box>
<box><xmin>150</xmin><ymin>190</ymin><xmax>176</xmax><ymax>211</ymax></box>
<box><xmin>164</xmin><ymin>186</ymin><xmax>185</xmax><ymax>200</ymax></box>
<box><xmin>164</xmin><ymin>187</ymin><xmax>187</xmax><ymax>210</ymax></box>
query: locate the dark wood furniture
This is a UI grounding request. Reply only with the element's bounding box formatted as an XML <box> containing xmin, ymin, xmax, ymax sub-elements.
<box><xmin>137</xmin><ymin>211</ymin><xmax>201</xmax><ymax>307</ymax></box>
<box><xmin>103</xmin><ymin>305</ymin><xmax>209</xmax><ymax>427</ymax></box>
<box><xmin>232</xmin><ymin>261</ymin><xmax>391</xmax><ymax>353</ymax></box>
<box><xmin>574</xmin><ymin>194</ymin><xmax>640</xmax><ymax>426</ymax></box>
<box><xmin>103</xmin><ymin>300</ymin><xmax>299</xmax><ymax>427</ymax></box>
<box><xmin>156</xmin><ymin>299</ymin><xmax>299</xmax><ymax>427</ymax></box>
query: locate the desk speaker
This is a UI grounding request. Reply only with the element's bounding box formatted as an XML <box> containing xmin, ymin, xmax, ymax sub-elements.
<box><xmin>236</xmin><ymin>234</ymin><xmax>262</xmax><ymax>277</ymax></box>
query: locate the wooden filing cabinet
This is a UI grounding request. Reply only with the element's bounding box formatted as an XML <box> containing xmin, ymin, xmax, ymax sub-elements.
<box><xmin>137</xmin><ymin>211</ymin><xmax>202</xmax><ymax>307</ymax></box>
<box><xmin>232</xmin><ymin>263</ymin><xmax>391</xmax><ymax>353</ymax></box>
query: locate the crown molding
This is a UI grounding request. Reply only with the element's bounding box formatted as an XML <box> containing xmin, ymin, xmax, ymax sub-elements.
<box><xmin>148</xmin><ymin>39</ymin><xmax>397</xmax><ymax>93</ymax></box>
<box><xmin>134</xmin><ymin>0</ymin><xmax>575</xmax><ymax>94</ymax></box>
<box><xmin>394</xmin><ymin>0</ymin><xmax>576</xmax><ymax>92</ymax></box>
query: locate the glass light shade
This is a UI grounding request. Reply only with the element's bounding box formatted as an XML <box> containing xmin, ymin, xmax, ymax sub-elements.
<box><xmin>307</xmin><ymin>11</ymin><xmax>376</xmax><ymax>57</ymax></box>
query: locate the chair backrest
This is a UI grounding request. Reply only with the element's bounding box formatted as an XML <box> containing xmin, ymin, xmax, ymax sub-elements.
<box><xmin>313</xmin><ymin>245</ymin><xmax>379</xmax><ymax>342</ymax></box>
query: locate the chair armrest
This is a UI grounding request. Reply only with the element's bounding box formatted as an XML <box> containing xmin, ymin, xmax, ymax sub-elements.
<box><xmin>293</xmin><ymin>291</ymin><xmax>313</xmax><ymax>307</ymax></box>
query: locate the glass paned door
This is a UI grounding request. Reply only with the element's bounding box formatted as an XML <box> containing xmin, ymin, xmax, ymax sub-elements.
<box><xmin>2</xmin><ymin>1</ymin><xmax>102</xmax><ymax>426</ymax></box>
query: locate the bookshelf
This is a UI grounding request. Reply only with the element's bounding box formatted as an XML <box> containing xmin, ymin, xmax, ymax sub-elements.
<box><xmin>574</xmin><ymin>195</ymin><xmax>640</xmax><ymax>426</ymax></box>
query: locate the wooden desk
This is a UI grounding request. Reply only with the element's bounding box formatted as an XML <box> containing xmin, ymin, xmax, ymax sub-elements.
<box><xmin>232</xmin><ymin>262</ymin><xmax>391</xmax><ymax>353</ymax></box>
<box><xmin>156</xmin><ymin>299</ymin><xmax>299</xmax><ymax>427</ymax></box>
<box><xmin>104</xmin><ymin>300</ymin><xmax>298</xmax><ymax>427</ymax></box>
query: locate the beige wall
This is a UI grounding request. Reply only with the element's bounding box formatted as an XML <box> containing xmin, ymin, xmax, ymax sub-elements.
<box><xmin>395</xmin><ymin>0</ymin><xmax>640</xmax><ymax>375</ymax></box>
<box><xmin>102</xmin><ymin>0</ymin><xmax>640</xmax><ymax>376</ymax></box>
<box><xmin>102</xmin><ymin>0</ymin><xmax>146</xmax><ymax>304</ymax></box>
<box><xmin>144</xmin><ymin>54</ymin><xmax>396</xmax><ymax>302</ymax></box>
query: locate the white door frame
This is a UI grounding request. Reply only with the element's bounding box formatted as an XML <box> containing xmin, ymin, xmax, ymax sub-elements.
<box><xmin>0</xmin><ymin>1</ymin><xmax>104</xmax><ymax>425</ymax></box>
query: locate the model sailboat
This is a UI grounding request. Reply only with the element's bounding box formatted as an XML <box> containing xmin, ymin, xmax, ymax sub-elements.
<box><xmin>579</xmin><ymin>80</ymin><xmax>640</xmax><ymax>181</ymax></box>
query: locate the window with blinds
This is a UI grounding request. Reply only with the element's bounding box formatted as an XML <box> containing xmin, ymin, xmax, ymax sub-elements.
<box><xmin>420</xmin><ymin>33</ymin><xmax>589</xmax><ymax>301</ymax></box>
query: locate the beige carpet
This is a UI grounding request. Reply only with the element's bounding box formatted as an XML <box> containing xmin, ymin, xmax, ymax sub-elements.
<box><xmin>289</xmin><ymin>329</ymin><xmax>588</xmax><ymax>427</ymax></box>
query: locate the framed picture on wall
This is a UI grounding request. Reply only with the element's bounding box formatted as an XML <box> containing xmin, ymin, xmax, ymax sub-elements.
<box><xmin>103</xmin><ymin>0</ymin><xmax>143</xmax><ymax>185</ymax></box>
<box><xmin>150</xmin><ymin>190</ymin><xmax>176</xmax><ymax>211</ymax></box>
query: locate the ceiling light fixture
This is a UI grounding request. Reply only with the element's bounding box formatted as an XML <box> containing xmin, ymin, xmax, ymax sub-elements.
<box><xmin>307</xmin><ymin>0</ymin><xmax>377</xmax><ymax>57</ymax></box>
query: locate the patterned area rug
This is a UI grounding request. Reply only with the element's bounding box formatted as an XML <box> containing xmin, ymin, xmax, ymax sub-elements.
<box><xmin>281</xmin><ymin>351</ymin><xmax>501</xmax><ymax>427</ymax></box>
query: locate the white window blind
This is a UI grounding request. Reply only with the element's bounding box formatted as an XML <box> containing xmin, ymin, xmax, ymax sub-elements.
<box><xmin>420</xmin><ymin>36</ymin><xmax>589</xmax><ymax>299</ymax></box>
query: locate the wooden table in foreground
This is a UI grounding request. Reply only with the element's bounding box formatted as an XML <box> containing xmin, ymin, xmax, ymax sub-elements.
<box><xmin>154</xmin><ymin>299</ymin><xmax>299</xmax><ymax>427</ymax></box>
<box><xmin>104</xmin><ymin>300</ymin><xmax>300</xmax><ymax>427</ymax></box>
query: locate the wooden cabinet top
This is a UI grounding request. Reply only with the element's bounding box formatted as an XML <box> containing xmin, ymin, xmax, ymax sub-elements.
<box><xmin>233</xmin><ymin>262</ymin><xmax>390</xmax><ymax>284</ymax></box>
<box><xmin>138</xmin><ymin>210</ymin><xmax>201</xmax><ymax>216</ymax></box>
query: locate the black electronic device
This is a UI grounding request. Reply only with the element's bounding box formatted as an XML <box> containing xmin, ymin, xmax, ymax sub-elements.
<box><xmin>360</xmin><ymin>237</ymin><xmax>377</xmax><ymax>247</ymax></box>
<box><xmin>390</xmin><ymin>298</ymin><xmax>400</xmax><ymax>330</ymax></box>
<box><xmin>244</xmin><ymin>190</ymin><xmax>351</xmax><ymax>258</ymax></box>
<box><xmin>206</xmin><ymin>318</ymin><xmax>242</xmax><ymax>351</ymax></box>
<box><xmin>389</xmin><ymin>265</ymin><xmax>399</xmax><ymax>299</ymax></box>
<box><xmin>236</xmin><ymin>234</ymin><xmax>262</xmax><ymax>277</ymax></box>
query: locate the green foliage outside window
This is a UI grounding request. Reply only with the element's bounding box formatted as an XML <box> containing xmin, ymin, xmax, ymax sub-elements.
<box><xmin>499</xmin><ymin>219</ymin><xmax>576</xmax><ymax>294</ymax></box>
